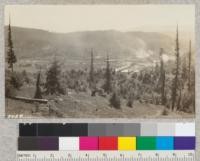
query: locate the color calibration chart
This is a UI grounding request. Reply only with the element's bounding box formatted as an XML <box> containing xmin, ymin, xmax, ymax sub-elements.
<box><xmin>17</xmin><ymin>123</ymin><xmax>195</xmax><ymax>161</ymax></box>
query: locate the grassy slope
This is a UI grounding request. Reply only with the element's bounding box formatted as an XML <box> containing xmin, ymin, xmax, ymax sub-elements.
<box><xmin>5</xmin><ymin>88</ymin><xmax>194</xmax><ymax>118</ymax></box>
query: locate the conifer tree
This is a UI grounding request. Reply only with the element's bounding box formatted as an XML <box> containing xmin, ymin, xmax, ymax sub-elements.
<box><xmin>7</xmin><ymin>16</ymin><xmax>16</xmax><ymax>72</ymax></box>
<box><xmin>104</xmin><ymin>54</ymin><xmax>112</xmax><ymax>94</ymax></box>
<box><xmin>34</xmin><ymin>71</ymin><xmax>42</xmax><ymax>99</ymax></box>
<box><xmin>171</xmin><ymin>25</ymin><xmax>180</xmax><ymax>110</ymax></box>
<box><xmin>45</xmin><ymin>59</ymin><xmax>64</xmax><ymax>95</ymax></box>
<box><xmin>89</xmin><ymin>48</ymin><xmax>94</xmax><ymax>87</ymax></box>
<box><xmin>188</xmin><ymin>40</ymin><xmax>192</xmax><ymax>91</ymax></box>
<box><xmin>181</xmin><ymin>54</ymin><xmax>187</xmax><ymax>80</ymax></box>
<box><xmin>159</xmin><ymin>48</ymin><xmax>166</xmax><ymax>105</ymax></box>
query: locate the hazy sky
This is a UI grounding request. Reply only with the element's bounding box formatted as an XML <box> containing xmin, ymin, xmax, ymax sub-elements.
<box><xmin>5</xmin><ymin>5</ymin><xmax>195</xmax><ymax>33</ymax></box>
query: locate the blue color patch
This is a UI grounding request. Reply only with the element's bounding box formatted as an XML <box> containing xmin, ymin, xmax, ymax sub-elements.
<box><xmin>156</xmin><ymin>137</ymin><xmax>174</xmax><ymax>150</ymax></box>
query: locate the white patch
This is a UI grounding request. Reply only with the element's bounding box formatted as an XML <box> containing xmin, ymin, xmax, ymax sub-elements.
<box><xmin>136</xmin><ymin>49</ymin><xmax>153</xmax><ymax>58</ymax></box>
<box><xmin>59</xmin><ymin>137</ymin><xmax>79</xmax><ymax>150</ymax></box>
<box><xmin>175</xmin><ymin>123</ymin><xmax>195</xmax><ymax>136</ymax></box>
<box><xmin>162</xmin><ymin>54</ymin><xmax>170</xmax><ymax>62</ymax></box>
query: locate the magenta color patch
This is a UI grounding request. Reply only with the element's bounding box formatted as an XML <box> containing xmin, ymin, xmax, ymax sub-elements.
<box><xmin>79</xmin><ymin>137</ymin><xmax>98</xmax><ymax>150</ymax></box>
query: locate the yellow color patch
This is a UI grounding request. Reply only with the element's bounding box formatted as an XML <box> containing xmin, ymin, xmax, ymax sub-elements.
<box><xmin>118</xmin><ymin>137</ymin><xmax>136</xmax><ymax>150</ymax></box>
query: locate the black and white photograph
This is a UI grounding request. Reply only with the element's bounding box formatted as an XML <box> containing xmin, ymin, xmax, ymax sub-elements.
<box><xmin>5</xmin><ymin>5</ymin><xmax>195</xmax><ymax>118</ymax></box>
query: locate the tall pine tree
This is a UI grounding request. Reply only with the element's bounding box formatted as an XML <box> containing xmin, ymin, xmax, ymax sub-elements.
<box><xmin>34</xmin><ymin>71</ymin><xmax>42</xmax><ymax>99</ymax></box>
<box><xmin>89</xmin><ymin>48</ymin><xmax>94</xmax><ymax>87</ymax></box>
<box><xmin>7</xmin><ymin>15</ymin><xmax>16</xmax><ymax>72</ymax></box>
<box><xmin>159</xmin><ymin>48</ymin><xmax>166</xmax><ymax>105</ymax></box>
<box><xmin>171</xmin><ymin>25</ymin><xmax>180</xmax><ymax>111</ymax></box>
<box><xmin>104</xmin><ymin>54</ymin><xmax>112</xmax><ymax>94</ymax></box>
<box><xmin>181</xmin><ymin>53</ymin><xmax>187</xmax><ymax>80</ymax></box>
<box><xmin>188</xmin><ymin>40</ymin><xmax>192</xmax><ymax>91</ymax></box>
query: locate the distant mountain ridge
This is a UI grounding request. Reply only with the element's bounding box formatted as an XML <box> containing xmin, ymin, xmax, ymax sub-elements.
<box><xmin>5</xmin><ymin>26</ymin><xmax>175</xmax><ymax>62</ymax></box>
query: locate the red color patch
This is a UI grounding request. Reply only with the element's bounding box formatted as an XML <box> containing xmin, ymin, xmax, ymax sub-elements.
<box><xmin>99</xmin><ymin>137</ymin><xmax>118</xmax><ymax>150</ymax></box>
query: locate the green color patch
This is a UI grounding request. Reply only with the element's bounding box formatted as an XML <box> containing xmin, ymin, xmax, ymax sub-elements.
<box><xmin>136</xmin><ymin>137</ymin><xmax>156</xmax><ymax>150</ymax></box>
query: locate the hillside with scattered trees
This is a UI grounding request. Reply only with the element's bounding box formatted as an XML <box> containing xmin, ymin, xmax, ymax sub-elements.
<box><xmin>5</xmin><ymin>25</ymin><xmax>195</xmax><ymax>118</ymax></box>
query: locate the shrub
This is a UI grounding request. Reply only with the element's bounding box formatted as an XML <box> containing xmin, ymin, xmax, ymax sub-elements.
<box><xmin>127</xmin><ymin>99</ymin><xmax>133</xmax><ymax>108</ymax></box>
<box><xmin>10</xmin><ymin>72</ymin><xmax>23</xmax><ymax>89</ymax></box>
<box><xmin>162</xmin><ymin>108</ymin><xmax>169</xmax><ymax>116</ymax></box>
<box><xmin>110</xmin><ymin>92</ymin><xmax>121</xmax><ymax>109</ymax></box>
<box><xmin>127</xmin><ymin>92</ymin><xmax>134</xmax><ymax>108</ymax></box>
<box><xmin>5</xmin><ymin>70</ymin><xmax>23</xmax><ymax>97</ymax></box>
<box><xmin>21</xmin><ymin>70</ymin><xmax>30</xmax><ymax>84</ymax></box>
<box><xmin>5</xmin><ymin>80</ymin><xmax>17</xmax><ymax>97</ymax></box>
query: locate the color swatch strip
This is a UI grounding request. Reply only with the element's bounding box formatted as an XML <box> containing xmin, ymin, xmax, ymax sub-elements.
<box><xmin>19</xmin><ymin>123</ymin><xmax>195</xmax><ymax>136</ymax></box>
<box><xmin>18</xmin><ymin>136</ymin><xmax>195</xmax><ymax>151</ymax></box>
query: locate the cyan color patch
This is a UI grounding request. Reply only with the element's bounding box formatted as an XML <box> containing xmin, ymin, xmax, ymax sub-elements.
<box><xmin>156</xmin><ymin>137</ymin><xmax>174</xmax><ymax>150</ymax></box>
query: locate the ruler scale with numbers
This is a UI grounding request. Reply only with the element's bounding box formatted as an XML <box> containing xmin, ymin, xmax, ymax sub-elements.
<box><xmin>16</xmin><ymin>151</ymin><xmax>195</xmax><ymax>161</ymax></box>
<box><xmin>17</xmin><ymin>123</ymin><xmax>196</xmax><ymax>161</ymax></box>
